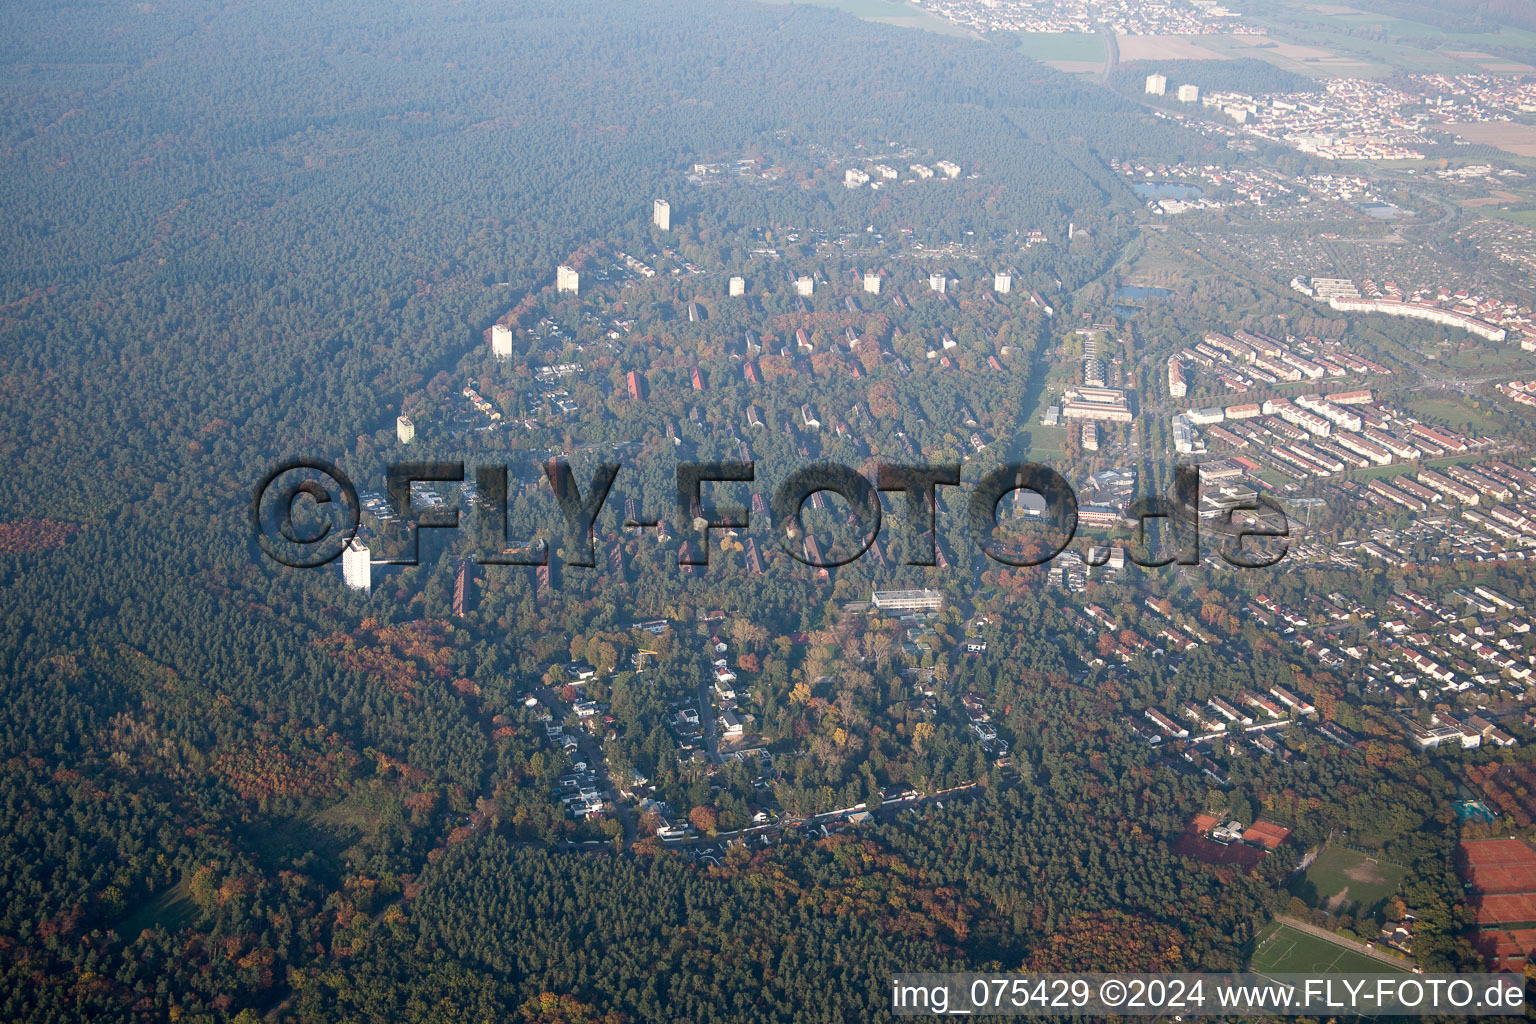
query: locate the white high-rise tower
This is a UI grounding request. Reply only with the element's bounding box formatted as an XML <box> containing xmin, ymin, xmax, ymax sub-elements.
<box><xmin>342</xmin><ymin>537</ymin><xmax>371</xmax><ymax>592</ymax></box>
<box><xmin>491</xmin><ymin>323</ymin><xmax>513</xmax><ymax>359</ymax></box>
<box><xmin>994</xmin><ymin>272</ymin><xmax>1011</xmax><ymax>294</ymax></box>
<box><xmin>556</xmin><ymin>265</ymin><xmax>579</xmax><ymax>294</ymax></box>
<box><xmin>653</xmin><ymin>199</ymin><xmax>671</xmax><ymax>231</ymax></box>
<box><xmin>1145</xmin><ymin>74</ymin><xmax>1167</xmax><ymax>96</ymax></box>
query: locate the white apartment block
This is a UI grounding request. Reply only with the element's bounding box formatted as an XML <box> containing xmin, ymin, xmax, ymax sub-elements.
<box><xmin>491</xmin><ymin>323</ymin><xmax>513</xmax><ymax>359</ymax></box>
<box><xmin>342</xmin><ymin>537</ymin><xmax>371</xmax><ymax>592</ymax></box>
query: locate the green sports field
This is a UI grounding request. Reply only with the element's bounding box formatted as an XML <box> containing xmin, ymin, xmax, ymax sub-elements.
<box><xmin>1294</xmin><ymin>846</ymin><xmax>1406</xmax><ymax>915</ymax></box>
<box><xmin>1249</xmin><ymin>922</ymin><xmax>1411</xmax><ymax>975</ymax></box>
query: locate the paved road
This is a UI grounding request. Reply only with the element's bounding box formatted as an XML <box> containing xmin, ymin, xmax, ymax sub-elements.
<box><xmin>537</xmin><ymin>683</ymin><xmax>636</xmax><ymax>848</ymax></box>
<box><xmin>1097</xmin><ymin>23</ymin><xmax>1118</xmax><ymax>85</ymax></box>
<box><xmin>656</xmin><ymin>781</ymin><xmax>988</xmax><ymax>850</ymax></box>
<box><xmin>698</xmin><ymin>678</ymin><xmax>721</xmax><ymax>764</ymax></box>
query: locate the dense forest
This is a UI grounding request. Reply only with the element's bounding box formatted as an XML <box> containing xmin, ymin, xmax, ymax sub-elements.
<box><xmin>0</xmin><ymin>0</ymin><xmax>1506</xmax><ymax>1021</ymax></box>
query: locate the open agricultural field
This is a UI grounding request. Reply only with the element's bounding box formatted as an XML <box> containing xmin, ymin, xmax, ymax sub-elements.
<box><xmin>1448</xmin><ymin>123</ymin><xmax>1536</xmax><ymax>159</ymax></box>
<box><xmin>1116</xmin><ymin>35</ymin><xmax>1230</xmax><ymax>62</ymax></box>
<box><xmin>1228</xmin><ymin>5</ymin><xmax>1536</xmax><ymax>77</ymax></box>
<box><xmin>752</xmin><ymin>0</ymin><xmax>971</xmax><ymax>36</ymax></box>
<box><xmin>1017</xmin><ymin>31</ymin><xmax>1104</xmax><ymax>62</ymax></box>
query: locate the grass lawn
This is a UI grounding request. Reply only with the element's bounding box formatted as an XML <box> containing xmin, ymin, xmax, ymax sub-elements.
<box><xmin>1023</xmin><ymin>425</ymin><xmax>1069</xmax><ymax>459</ymax></box>
<box><xmin>1419</xmin><ymin>344</ymin><xmax>1528</xmax><ymax>373</ymax></box>
<box><xmin>1482</xmin><ymin>207</ymin><xmax>1536</xmax><ymax>228</ymax></box>
<box><xmin>119</xmin><ymin>877</ymin><xmax>198</xmax><ymax>936</ymax></box>
<box><xmin>1294</xmin><ymin>846</ymin><xmax>1407</xmax><ymax>916</ymax></box>
<box><xmin>1249</xmin><ymin>922</ymin><xmax>1410</xmax><ymax>974</ymax></box>
<box><xmin>1404</xmin><ymin>396</ymin><xmax>1503</xmax><ymax>434</ymax></box>
<box><xmin>1120</xmin><ymin>244</ymin><xmax>1193</xmax><ymax>289</ymax></box>
<box><xmin>1352</xmin><ymin>452</ymin><xmax>1484</xmax><ymax>482</ymax></box>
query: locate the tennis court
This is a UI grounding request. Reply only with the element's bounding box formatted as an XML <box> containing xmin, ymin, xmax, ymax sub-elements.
<box><xmin>1460</xmin><ymin>839</ymin><xmax>1536</xmax><ymax>894</ymax></box>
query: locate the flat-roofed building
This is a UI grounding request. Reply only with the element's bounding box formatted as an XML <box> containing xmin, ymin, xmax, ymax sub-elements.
<box><xmin>1418</xmin><ymin>468</ymin><xmax>1478</xmax><ymax>505</ymax></box>
<box><xmin>1309</xmin><ymin>278</ymin><xmax>1360</xmax><ymax>301</ymax></box>
<box><xmin>871</xmin><ymin>589</ymin><xmax>943</xmax><ymax>613</ymax></box>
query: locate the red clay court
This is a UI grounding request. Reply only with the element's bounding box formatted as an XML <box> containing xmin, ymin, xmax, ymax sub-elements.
<box><xmin>1174</xmin><ymin>814</ymin><xmax>1275</xmax><ymax>869</ymax></box>
<box><xmin>1460</xmin><ymin>839</ymin><xmax>1536</xmax><ymax>969</ymax></box>
<box><xmin>1474</xmin><ymin>892</ymin><xmax>1536</xmax><ymax>926</ymax></box>
<box><xmin>1474</xmin><ymin>928</ymin><xmax>1536</xmax><ymax>972</ymax></box>
<box><xmin>1242</xmin><ymin>820</ymin><xmax>1291</xmax><ymax>850</ymax></box>
<box><xmin>1459</xmin><ymin>838</ymin><xmax>1536</xmax><ymax>895</ymax></box>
